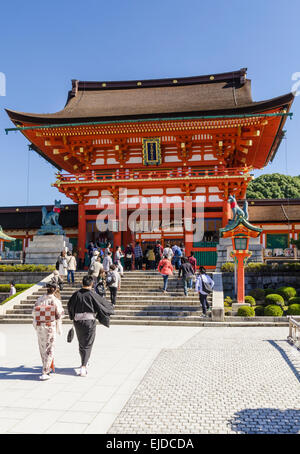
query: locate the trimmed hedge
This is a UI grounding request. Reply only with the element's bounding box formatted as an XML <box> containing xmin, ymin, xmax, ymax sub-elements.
<box><xmin>0</xmin><ymin>284</ymin><xmax>34</xmax><ymax>293</ymax></box>
<box><xmin>254</xmin><ymin>305</ymin><xmax>265</xmax><ymax>316</ymax></box>
<box><xmin>276</xmin><ymin>286</ymin><xmax>297</xmax><ymax>301</ymax></box>
<box><xmin>237</xmin><ymin>306</ymin><xmax>255</xmax><ymax>317</ymax></box>
<box><xmin>221</xmin><ymin>262</ymin><xmax>300</xmax><ymax>272</ymax></box>
<box><xmin>288</xmin><ymin>297</ymin><xmax>300</xmax><ymax>306</ymax></box>
<box><xmin>224</xmin><ymin>296</ymin><xmax>233</xmax><ymax>307</ymax></box>
<box><xmin>244</xmin><ymin>295</ymin><xmax>256</xmax><ymax>306</ymax></box>
<box><xmin>249</xmin><ymin>288</ymin><xmax>265</xmax><ymax>301</ymax></box>
<box><xmin>287</xmin><ymin>304</ymin><xmax>300</xmax><ymax>316</ymax></box>
<box><xmin>264</xmin><ymin>305</ymin><xmax>283</xmax><ymax>317</ymax></box>
<box><xmin>265</xmin><ymin>294</ymin><xmax>284</xmax><ymax>307</ymax></box>
<box><xmin>0</xmin><ymin>265</ymin><xmax>55</xmax><ymax>273</ymax></box>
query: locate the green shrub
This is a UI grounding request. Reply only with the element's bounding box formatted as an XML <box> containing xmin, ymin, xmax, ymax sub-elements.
<box><xmin>265</xmin><ymin>294</ymin><xmax>285</xmax><ymax>307</ymax></box>
<box><xmin>244</xmin><ymin>295</ymin><xmax>256</xmax><ymax>306</ymax></box>
<box><xmin>288</xmin><ymin>297</ymin><xmax>300</xmax><ymax>306</ymax></box>
<box><xmin>0</xmin><ymin>265</ymin><xmax>55</xmax><ymax>273</ymax></box>
<box><xmin>245</xmin><ymin>263</ymin><xmax>268</xmax><ymax>273</ymax></box>
<box><xmin>237</xmin><ymin>306</ymin><xmax>255</xmax><ymax>317</ymax></box>
<box><xmin>276</xmin><ymin>286</ymin><xmax>297</xmax><ymax>301</ymax></box>
<box><xmin>287</xmin><ymin>304</ymin><xmax>300</xmax><ymax>316</ymax></box>
<box><xmin>264</xmin><ymin>305</ymin><xmax>283</xmax><ymax>317</ymax></box>
<box><xmin>254</xmin><ymin>305</ymin><xmax>265</xmax><ymax>316</ymax></box>
<box><xmin>249</xmin><ymin>288</ymin><xmax>265</xmax><ymax>301</ymax></box>
<box><xmin>221</xmin><ymin>262</ymin><xmax>234</xmax><ymax>272</ymax></box>
<box><xmin>0</xmin><ymin>284</ymin><xmax>34</xmax><ymax>293</ymax></box>
<box><xmin>224</xmin><ymin>296</ymin><xmax>233</xmax><ymax>307</ymax></box>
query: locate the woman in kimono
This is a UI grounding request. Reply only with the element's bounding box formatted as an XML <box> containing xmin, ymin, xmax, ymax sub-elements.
<box><xmin>32</xmin><ymin>283</ymin><xmax>64</xmax><ymax>380</ymax></box>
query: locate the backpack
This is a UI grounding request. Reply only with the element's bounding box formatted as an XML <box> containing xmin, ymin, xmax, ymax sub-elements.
<box><xmin>106</xmin><ymin>271</ymin><xmax>117</xmax><ymax>287</ymax></box>
<box><xmin>200</xmin><ymin>275</ymin><xmax>213</xmax><ymax>294</ymax></box>
<box><xmin>95</xmin><ymin>280</ymin><xmax>105</xmax><ymax>297</ymax></box>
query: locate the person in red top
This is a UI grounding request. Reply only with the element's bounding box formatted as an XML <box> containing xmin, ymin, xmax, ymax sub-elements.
<box><xmin>188</xmin><ymin>251</ymin><xmax>197</xmax><ymax>273</ymax></box>
<box><xmin>157</xmin><ymin>255</ymin><xmax>174</xmax><ymax>293</ymax></box>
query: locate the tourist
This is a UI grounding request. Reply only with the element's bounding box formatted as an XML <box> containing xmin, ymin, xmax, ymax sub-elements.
<box><xmin>90</xmin><ymin>256</ymin><xmax>104</xmax><ymax>287</ymax></box>
<box><xmin>157</xmin><ymin>254</ymin><xmax>174</xmax><ymax>293</ymax></box>
<box><xmin>173</xmin><ymin>244</ymin><xmax>183</xmax><ymax>270</ymax></box>
<box><xmin>87</xmin><ymin>242</ymin><xmax>94</xmax><ymax>260</ymax></box>
<box><xmin>57</xmin><ymin>251</ymin><xmax>68</xmax><ymax>280</ymax></box>
<box><xmin>90</xmin><ymin>250</ymin><xmax>100</xmax><ymax>268</ymax></box>
<box><xmin>180</xmin><ymin>242</ymin><xmax>185</xmax><ymax>256</ymax></box>
<box><xmin>104</xmin><ymin>242</ymin><xmax>112</xmax><ymax>257</ymax></box>
<box><xmin>114</xmin><ymin>246</ymin><xmax>124</xmax><ymax>277</ymax></box>
<box><xmin>163</xmin><ymin>243</ymin><xmax>173</xmax><ymax>261</ymax></box>
<box><xmin>195</xmin><ymin>266</ymin><xmax>214</xmax><ymax>317</ymax></box>
<box><xmin>134</xmin><ymin>242</ymin><xmax>143</xmax><ymax>270</ymax></box>
<box><xmin>146</xmin><ymin>246</ymin><xmax>156</xmax><ymax>270</ymax></box>
<box><xmin>154</xmin><ymin>241</ymin><xmax>163</xmax><ymax>268</ymax></box>
<box><xmin>67</xmin><ymin>251</ymin><xmax>77</xmax><ymax>285</ymax></box>
<box><xmin>32</xmin><ymin>283</ymin><xmax>64</xmax><ymax>381</ymax></box>
<box><xmin>67</xmin><ymin>275</ymin><xmax>114</xmax><ymax>377</ymax></box>
<box><xmin>50</xmin><ymin>270</ymin><xmax>64</xmax><ymax>291</ymax></box>
<box><xmin>103</xmin><ymin>251</ymin><xmax>113</xmax><ymax>273</ymax></box>
<box><xmin>9</xmin><ymin>281</ymin><xmax>16</xmax><ymax>297</ymax></box>
<box><xmin>178</xmin><ymin>257</ymin><xmax>195</xmax><ymax>296</ymax></box>
<box><xmin>188</xmin><ymin>251</ymin><xmax>197</xmax><ymax>274</ymax></box>
<box><xmin>124</xmin><ymin>244</ymin><xmax>133</xmax><ymax>271</ymax></box>
<box><xmin>106</xmin><ymin>264</ymin><xmax>121</xmax><ymax>306</ymax></box>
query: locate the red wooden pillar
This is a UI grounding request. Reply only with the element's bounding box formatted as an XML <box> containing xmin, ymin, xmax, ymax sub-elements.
<box><xmin>222</xmin><ymin>199</ymin><xmax>230</xmax><ymax>227</ymax></box>
<box><xmin>78</xmin><ymin>203</ymin><xmax>86</xmax><ymax>262</ymax></box>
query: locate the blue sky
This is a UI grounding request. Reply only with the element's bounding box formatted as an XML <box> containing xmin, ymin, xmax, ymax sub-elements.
<box><xmin>0</xmin><ymin>0</ymin><xmax>299</xmax><ymax>206</ymax></box>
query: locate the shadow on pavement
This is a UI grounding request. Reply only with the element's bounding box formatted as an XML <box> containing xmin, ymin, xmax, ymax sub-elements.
<box><xmin>0</xmin><ymin>365</ymin><xmax>78</xmax><ymax>379</ymax></box>
<box><xmin>266</xmin><ymin>340</ymin><xmax>300</xmax><ymax>383</ymax></box>
<box><xmin>230</xmin><ymin>408</ymin><xmax>300</xmax><ymax>434</ymax></box>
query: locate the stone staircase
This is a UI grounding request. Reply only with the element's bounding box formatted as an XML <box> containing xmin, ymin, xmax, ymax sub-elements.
<box><xmin>0</xmin><ymin>271</ymin><xmax>211</xmax><ymax>326</ymax></box>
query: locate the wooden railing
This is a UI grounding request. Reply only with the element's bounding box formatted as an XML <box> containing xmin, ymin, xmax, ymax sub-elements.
<box><xmin>287</xmin><ymin>316</ymin><xmax>300</xmax><ymax>349</ymax></box>
<box><xmin>56</xmin><ymin>167</ymin><xmax>250</xmax><ymax>184</ymax></box>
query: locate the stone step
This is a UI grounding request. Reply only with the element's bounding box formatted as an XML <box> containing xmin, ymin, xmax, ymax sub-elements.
<box><xmin>13</xmin><ymin>304</ymin><xmax>201</xmax><ymax>311</ymax></box>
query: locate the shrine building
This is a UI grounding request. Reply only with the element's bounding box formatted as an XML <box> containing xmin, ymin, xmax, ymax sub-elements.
<box><xmin>6</xmin><ymin>68</ymin><xmax>294</xmax><ymax>268</ymax></box>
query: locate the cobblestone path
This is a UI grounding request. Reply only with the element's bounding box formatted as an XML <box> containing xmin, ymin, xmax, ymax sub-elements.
<box><xmin>108</xmin><ymin>327</ymin><xmax>300</xmax><ymax>434</ymax></box>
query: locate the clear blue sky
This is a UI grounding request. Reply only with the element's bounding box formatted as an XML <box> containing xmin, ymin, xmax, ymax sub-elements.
<box><xmin>0</xmin><ymin>0</ymin><xmax>299</xmax><ymax>206</ymax></box>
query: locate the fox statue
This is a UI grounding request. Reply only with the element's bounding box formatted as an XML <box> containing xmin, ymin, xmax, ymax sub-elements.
<box><xmin>228</xmin><ymin>195</ymin><xmax>248</xmax><ymax>222</ymax></box>
<box><xmin>41</xmin><ymin>200</ymin><xmax>62</xmax><ymax>226</ymax></box>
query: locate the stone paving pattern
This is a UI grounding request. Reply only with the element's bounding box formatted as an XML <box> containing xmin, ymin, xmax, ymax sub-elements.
<box><xmin>108</xmin><ymin>327</ymin><xmax>300</xmax><ymax>434</ymax></box>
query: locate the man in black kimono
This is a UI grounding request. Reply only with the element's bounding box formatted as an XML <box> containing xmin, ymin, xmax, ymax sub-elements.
<box><xmin>67</xmin><ymin>275</ymin><xmax>114</xmax><ymax>377</ymax></box>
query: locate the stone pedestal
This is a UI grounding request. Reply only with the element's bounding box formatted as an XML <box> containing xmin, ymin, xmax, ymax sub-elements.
<box><xmin>216</xmin><ymin>237</ymin><xmax>263</xmax><ymax>271</ymax></box>
<box><xmin>25</xmin><ymin>235</ymin><xmax>73</xmax><ymax>265</ymax></box>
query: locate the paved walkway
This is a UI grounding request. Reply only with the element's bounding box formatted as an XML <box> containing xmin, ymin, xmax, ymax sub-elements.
<box><xmin>0</xmin><ymin>325</ymin><xmax>299</xmax><ymax>434</ymax></box>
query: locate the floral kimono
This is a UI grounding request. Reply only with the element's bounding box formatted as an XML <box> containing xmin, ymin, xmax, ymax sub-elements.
<box><xmin>32</xmin><ymin>294</ymin><xmax>64</xmax><ymax>375</ymax></box>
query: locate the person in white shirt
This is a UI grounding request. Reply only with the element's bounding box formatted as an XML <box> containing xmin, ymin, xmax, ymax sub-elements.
<box><xmin>163</xmin><ymin>243</ymin><xmax>173</xmax><ymax>261</ymax></box>
<box><xmin>195</xmin><ymin>266</ymin><xmax>214</xmax><ymax>317</ymax></box>
<box><xmin>103</xmin><ymin>252</ymin><xmax>113</xmax><ymax>272</ymax></box>
<box><xmin>9</xmin><ymin>281</ymin><xmax>16</xmax><ymax>297</ymax></box>
<box><xmin>67</xmin><ymin>252</ymin><xmax>77</xmax><ymax>285</ymax></box>
<box><xmin>114</xmin><ymin>246</ymin><xmax>124</xmax><ymax>277</ymax></box>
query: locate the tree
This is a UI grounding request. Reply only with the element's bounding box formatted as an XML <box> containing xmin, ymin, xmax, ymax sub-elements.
<box><xmin>246</xmin><ymin>174</ymin><xmax>300</xmax><ymax>199</ymax></box>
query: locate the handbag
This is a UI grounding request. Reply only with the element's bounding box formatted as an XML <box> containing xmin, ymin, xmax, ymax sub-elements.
<box><xmin>67</xmin><ymin>327</ymin><xmax>74</xmax><ymax>343</ymax></box>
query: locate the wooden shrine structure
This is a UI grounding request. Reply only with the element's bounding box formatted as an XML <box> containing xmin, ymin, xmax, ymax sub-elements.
<box><xmin>6</xmin><ymin>68</ymin><xmax>294</xmax><ymax>266</ymax></box>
